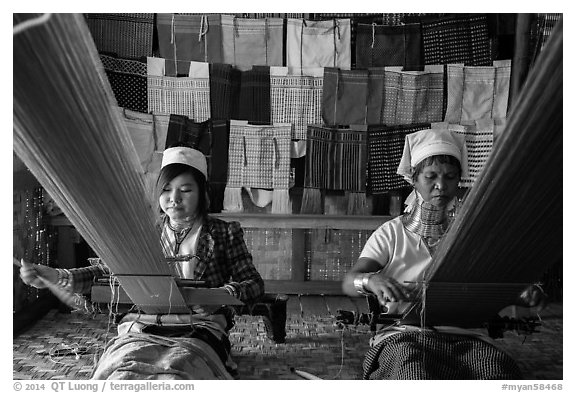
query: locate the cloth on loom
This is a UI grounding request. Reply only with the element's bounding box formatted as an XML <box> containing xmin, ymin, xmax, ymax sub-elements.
<box><xmin>220</xmin><ymin>15</ymin><xmax>284</xmax><ymax>71</ymax></box>
<box><xmin>91</xmin><ymin>332</ymin><xmax>233</xmax><ymax>380</ymax></box>
<box><xmin>421</xmin><ymin>14</ymin><xmax>493</xmax><ymax>66</ymax></box>
<box><xmin>223</xmin><ymin>120</ymin><xmax>292</xmax><ymax>214</ymax></box>
<box><xmin>286</xmin><ymin>18</ymin><xmax>352</xmax><ymax>69</ymax></box>
<box><xmin>156</xmin><ymin>14</ymin><xmax>223</xmax><ymax>76</ymax></box>
<box><xmin>322</xmin><ymin>66</ymin><xmax>444</xmax><ymax>126</ymax></box>
<box><xmin>301</xmin><ymin>124</ymin><xmax>368</xmax><ymax>214</ymax></box>
<box><xmin>355</xmin><ymin>23</ymin><xmax>423</xmax><ymax>70</ymax></box>
<box><xmin>165</xmin><ymin>116</ymin><xmax>230</xmax><ymax>212</ymax></box>
<box><xmin>84</xmin><ymin>13</ymin><xmax>154</xmax><ymax>59</ymax></box>
<box><xmin>147</xmin><ymin>57</ymin><xmax>211</xmax><ymax>122</ymax></box>
<box><xmin>367</xmin><ymin>123</ymin><xmax>431</xmax><ymax>194</ymax></box>
<box><xmin>445</xmin><ymin>60</ymin><xmax>511</xmax><ymax>125</ymax></box>
<box><xmin>431</xmin><ymin>120</ymin><xmax>495</xmax><ymax>188</ymax></box>
<box><xmin>362</xmin><ymin>330</ymin><xmax>521</xmax><ymax>380</ymax></box>
<box><xmin>237</xmin><ymin>66</ymin><xmax>271</xmax><ymax>124</ymax></box>
<box><xmin>209</xmin><ymin>63</ymin><xmax>241</xmax><ymax>121</ymax></box>
<box><xmin>100</xmin><ymin>54</ymin><xmax>148</xmax><ymax>113</ymax></box>
<box><xmin>270</xmin><ymin>66</ymin><xmax>324</xmax><ymax>140</ymax></box>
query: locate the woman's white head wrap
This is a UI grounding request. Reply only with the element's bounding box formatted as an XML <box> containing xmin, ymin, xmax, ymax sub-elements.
<box><xmin>397</xmin><ymin>128</ymin><xmax>469</xmax><ymax>212</ymax></box>
<box><xmin>161</xmin><ymin>146</ymin><xmax>208</xmax><ymax>179</ymax></box>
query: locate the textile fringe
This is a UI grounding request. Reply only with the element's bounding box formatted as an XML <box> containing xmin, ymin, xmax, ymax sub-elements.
<box><xmin>346</xmin><ymin>192</ymin><xmax>369</xmax><ymax>215</ymax></box>
<box><xmin>271</xmin><ymin>189</ymin><xmax>291</xmax><ymax>214</ymax></box>
<box><xmin>300</xmin><ymin>188</ymin><xmax>322</xmax><ymax>214</ymax></box>
<box><xmin>223</xmin><ymin>187</ymin><xmax>243</xmax><ymax>212</ymax></box>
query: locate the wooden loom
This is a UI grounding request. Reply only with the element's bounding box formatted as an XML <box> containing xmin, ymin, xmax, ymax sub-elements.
<box><xmin>399</xmin><ymin>18</ymin><xmax>563</xmax><ymax>328</ymax></box>
<box><xmin>13</xmin><ymin>13</ymin><xmax>240</xmax><ymax>314</ymax></box>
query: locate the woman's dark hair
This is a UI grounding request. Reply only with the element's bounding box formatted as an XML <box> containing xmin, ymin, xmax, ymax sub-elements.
<box><xmin>411</xmin><ymin>154</ymin><xmax>462</xmax><ymax>183</ymax></box>
<box><xmin>155</xmin><ymin>163</ymin><xmax>209</xmax><ymax>219</ymax></box>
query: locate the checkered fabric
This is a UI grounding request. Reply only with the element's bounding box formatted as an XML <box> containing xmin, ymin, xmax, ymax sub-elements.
<box><xmin>166</xmin><ymin>115</ymin><xmax>211</xmax><ymax>155</ymax></box>
<box><xmin>156</xmin><ymin>14</ymin><xmax>223</xmax><ymax>76</ymax></box>
<box><xmin>421</xmin><ymin>14</ymin><xmax>492</xmax><ymax>66</ymax></box>
<box><xmin>432</xmin><ymin>121</ymin><xmax>494</xmax><ymax>188</ymax></box>
<box><xmin>147</xmin><ymin>57</ymin><xmax>211</xmax><ymax>122</ymax></box>
<box><xmin>209</xmin><ymin>63</ymin><xmax>241</xmax><ymax>121</ymax></box>
<box><xmin>237</xmin><ymin>66</ymin><xmax>271</xmax><ymax>124</ymax></box>
<box><xmin>303</xmin><ymin>124</ymin><xmax>367</xmax><ymax>192</ymax></box>
<box><xmin>85</xmin><ymin>13</ymin><xmax>154</xmax><ymax>59</ymax></box>
<box><xmin>286</xmin><ymin>18</ymin><xmax>352</xmax><ymax>69</ymax></box>
<box><xmin>270</xmin><ymin>67</ymin><xmax>324</xmax><ymax>140</ymax></box>
<box><xmin>445</xmin><ymin>60</ymin><xmax>511</xmax><ymax>125</ymax></box>
<box><xmin>100</xmin><ymin>54</ymin><xmax>147</xmax><ymax>113</ymax></box>
<box><xmin>221</xmin><ymin>15</ymin><xmax>284</xmax><ymax>71</ymax></box>
<box><xmin>355</xmin><ymin>23</ymin><xmax>423</xmax><ymax>70</ymax></box>
<box><xmin>208</xmin><ymin>120</ymin><xmax>231</xmax><ymax>213</ymax></box>
<box><xmin>367</xmin><ymin>123</ymin><xmax>431</xmax><ymax>194</ymax></box>
<box><xmin>226</xmin><ymin>120</ymin><xmax>292</xmax><ymax>190</ymax></box>
<box><xmin>363</xmin><ymin>330</ymin><xmax>521</xmax><ymax>379</ymax></box>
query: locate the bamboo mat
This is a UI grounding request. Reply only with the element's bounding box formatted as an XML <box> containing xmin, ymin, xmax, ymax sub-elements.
<box><xmin>13</xmin><ymin>298</ymin><xmax>563</xmax><ymax>380</ymax></box>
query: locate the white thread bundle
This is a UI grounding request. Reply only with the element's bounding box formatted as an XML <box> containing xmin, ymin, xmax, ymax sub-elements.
<box><xmin>13</xmin><ymin>13</ymin><xmax>186</xmax><ymax>313</ymax></box>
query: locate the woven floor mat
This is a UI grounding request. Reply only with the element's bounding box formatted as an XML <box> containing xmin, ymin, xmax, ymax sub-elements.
<box><xmin>13</xmin><ymin>304</ymin><xmax>563</xmax><ymax>380</ymax></box>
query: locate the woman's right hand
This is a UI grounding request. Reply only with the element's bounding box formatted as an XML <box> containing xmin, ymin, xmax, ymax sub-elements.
<box><xmin>365</xmin><ymin>273</ymin><xmax>412</xmax><ymax>306</ymax></box>
<box><xmin>19</xmin><ymin>259</ymin><xmax>58</xmax><ymax>289</ymax></box>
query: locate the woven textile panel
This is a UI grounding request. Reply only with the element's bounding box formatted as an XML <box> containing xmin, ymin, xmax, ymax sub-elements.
<box><xmin>209</xmin><ymin>63</ymin><xmax>241</xmax><ymax>121</ymax></box>
<box><xmin>286</xmin><ymin>18</ymin><xmax>352</xmax><ymax>69</ymax></box>
<box><xmin>303</xmin><ymin>125</ymin><xmax>367</xmax><ymax>192</ymax></box>
<box><xmin>226</xmin><ymin>120</ymin><xmax>292</xmax><ymax>190</ymax></box>
<box><xmin>270</xmin><ymin>67</ymin><xmax>324</xmax><ymax>140</ymax></box>
<box><xmin>367</xmin><ymin>123</ymin><xmax>431</xmax><ymax>194</ymax></box>
<box><xmin>355</xmin><ymin>23</ymin><xmax>423</xmax><ymax>70</ymax></box>
<box><xmin>243</xmin><ymin>228</ymin><xmax>292</xmax><ymax>280</ymax></box>
<box><xmin>221</xmin><ymin>15</ymin><xmax>284</xmax><ymax>71</ymax></box>
<box><xmin>156</xmin><ymin>13</ymin><xmax>223</xmax><ymax>76</ymax></box>
<box><xmin>421</xmin><ymin>14</ymin><xmax>492</xmax><ymax>66</ymax></box>
<box><xmin>101</xmin><ymin>54</ymin><xmax>147</xmax><ymax>113</ymax></box>
<box><xmin>445</xmin><ymin>60</ymin><xmax>511</xmax><ymax>125</ymax></box>
<box><xmin>432</xmin><ymin>120</ymin><xmax>495</xmax><ymax>188</ymax></box>
<box><xmin>147</xmin><ymin>57</ymin><xmax>211</xmax><ymax>122</ymax></box>
<box><xmin>306</xmin><ymin>229</ymin><xmax>372</xmax><ymax>281</ymax></box>
<box><xmin>322</xmin><ymin>66</ymin><xmax>444</xmax><ymax>126</ymax></box>
<box><xmin>85</xmin><ymin>13</ymin><xmax>154</xmax><ymax>59</ymax></box>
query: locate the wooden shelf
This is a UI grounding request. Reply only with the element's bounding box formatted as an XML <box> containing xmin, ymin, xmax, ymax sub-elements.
<box><xmin>51</xmin><ymin>213</ymin><xmax>391</xmax><ymax>230</ymax></box>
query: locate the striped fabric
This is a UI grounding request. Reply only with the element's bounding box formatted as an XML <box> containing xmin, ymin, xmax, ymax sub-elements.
<box><xmin>209</xmin><ymin>63</ymin><xmax>241</xmax><ymax>121</ymax></box>
<box><xmin>270</xmin><ymin>67</ymin><xmax>324</xmax><ymax>140</ymax></box>
<box><xmin>221</xmin><ymin>15</ymin><xmax>284</xmax><ymax>71</ymax></box>
<box><xmin>166</xmin><ymin>115</ymin><xmax>211</xmax><ymax>155</ymax></box>
<box><xmin>237</xmin><ymin>66</ymin><xmax>271</xmax><ymax>124</ymax></box>
<box><xmin>85</xmin><ymin>13</ymin><xmax>154</xmax><ymax>59</ymax></box>
<box><xmin>363</xmin><ymin>330</ymin><xmax>521</xmax><ymax>379</ymax></box>
<box><xmin>156</xmin><ymin>14</ymin><xmax>223</xmax><ymax>76</ymax></box>
<box><xmin>445</xmin><ymin>60</ymin><xmax>511</xmax><ymax>125</ymax></box>
<box><xmin>368</xmin><ymin>123</ymin><xmax>431</xmax><ymax>194</ymax></box>
<box><xmin>226</xmin><ymin>120</ymin><xmax>292</xmax><ymax>189</ymax></box>
<box><xmin>322</xmin><ymin>66</ymin><xmax>444</xmax><ymax>127</ymax></box>
<box><xmin>286</xmin><ymin>18</ymin><xmax>352</xmax><ymax>69</ymax></box>
<box><xmin>376</xmin><ymin>65</ymin><xmax>445</xmax><ymax>125</ymax></box>
<box><xmin>303</xmin><ymin>124</ymin><xmax>367</xmax><ymax>192</ymax></box>
<box><xmin>355</xmin><ymin>23</ymin><xmax>423</xmax><ymax>70</ymax></box>
<box><xmin>100</xmin><ymin>54</ymin><xmax>147</xmax><ymax>113</ymax></box>
<box><xmin>432</xmin><ymin>120</ymin><xmax>494</xmax><ymax>188</ymax></box>
<box><xmin>147</xmin><ymin>57</ymin><xmax>211</xmax><ymax>122</ymax></box>
<box><xmin>421</xmin><ymin>14</ymin><xmax>492</xmax><ymax>66</ymax></box>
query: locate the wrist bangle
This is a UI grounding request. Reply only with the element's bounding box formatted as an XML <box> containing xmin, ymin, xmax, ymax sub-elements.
<box><xmin>353</xmin><ymin>273</ymin><xmax>371</xmax><ymax>295</ymax></box>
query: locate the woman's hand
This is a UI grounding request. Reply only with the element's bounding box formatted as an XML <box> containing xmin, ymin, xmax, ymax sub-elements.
<box><xmin>19</xmin><ymin>259</ymin><xmax>58</xmax><ymax>289</ymax></box>
<box><xmin>518</xmin><ymin>284</ymin><xmax>548</xmax><ymax>309</ymax></box>
<box><xmin>365</xmin><ymin>273</ymin><xmax>412</xmax><ymax>306</ymax></box>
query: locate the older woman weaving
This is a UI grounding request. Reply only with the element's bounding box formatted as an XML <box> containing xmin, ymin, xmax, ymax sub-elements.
<box><xmin>20</xmin><ymin>146</ymin><xmax>264</xmax><ymax>379</ymax></box>
<box><xmin>342</xmin><ymin>128</ymin><xmax>524</xmax><ymax>379</ymax></box>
